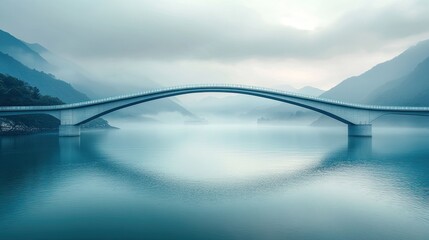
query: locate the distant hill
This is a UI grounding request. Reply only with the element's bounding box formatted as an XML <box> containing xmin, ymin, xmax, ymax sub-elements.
<box><xmin>0</xmin><ymin>73</ymin><xmax>62</xmax><ymax>134</ymax></box>
<box><xmin>0</xmin><ymin>29</ymin><xmax>196</xmax><ymax>127</ymax></box>
<box><xmin>0</xmin><ymin>52</ymin><xmax>89</xmax><ymax>103</ymax></box>
<box><xmin>0</xmin><ymin>29</ymin><xmax>51</xmax><ymax>71</ymax></box>
<box><xmin>321</xmin><ymin>39</ymin><xmax>429</xmax><ymax>103</ymax></box>
<box><xmin>11</xmin><ymin>30</ymin><xmax>194</xmax><ymax>119</ymax></box>
<box><xmin>313</xmin><ymin>39</ymin><xmax>429</xmax><ymax>126</ymax></box>
<box><xmin>0</xmin><ymin>73</ymin><xmax>63</xmax><ymax>106</ymax></box>
<box><xmin>25</xmin><ymin>42</ymin><xmax>49</xmax><ymax>54</ymax></box>
<box><xmin>298</xmin><ymin>86</ymin><xmax>324</xmax><ymax>96</ymax></box>
<box><xmin>367</xmin><ymin>57</ymin><xmax>429</xmax><ymax>106</ymax></box>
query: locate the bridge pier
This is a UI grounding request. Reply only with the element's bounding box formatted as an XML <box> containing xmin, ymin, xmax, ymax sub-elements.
<box><xmin>348</xmin><ymin>124</ymin><xmax>372</xmax><ymax>137</ymax></box>
<box><xmin>59</xmin><ymin>125</ymin><xmax>80</xmax><ymax>137</ymax></box>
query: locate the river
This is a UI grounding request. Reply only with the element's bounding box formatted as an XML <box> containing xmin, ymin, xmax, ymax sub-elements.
<box><xmin>0</xmin><ymin>125</ymin><xmax>428</xmax><ymax>239</ymax></box>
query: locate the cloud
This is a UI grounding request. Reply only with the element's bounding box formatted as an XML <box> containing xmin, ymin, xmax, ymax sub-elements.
<box><xmin>1</xmin><ymin>0</ymin><xmax>429</xmax><ymax>90</ymax></box>
<box><xmin>1</xmin><ymin>0</ymin><xmax>429</xmax><ymax>62</ymax></box>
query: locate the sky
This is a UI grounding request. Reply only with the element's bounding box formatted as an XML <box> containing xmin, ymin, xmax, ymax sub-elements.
<box><xmin>1</xmin><ymin>0</ymin><xmax>429</xmax><ymax>90</ymax></box>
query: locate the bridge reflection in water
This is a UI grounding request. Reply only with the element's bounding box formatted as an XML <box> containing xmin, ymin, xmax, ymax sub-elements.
<box><xmin>0</xmin><ymin>133</ymin><xmax>376</xmax><ymax>199</ymax></box>
<box><xmin>1</xmin><ymin>129</ymin><xmax>427</xmax><ymax>201</ymax></box>
<box><xmin>1</xmin><ymin>127</ymin><xmax>429</xmax><ymax>239</ymax></box>
<box><xmin>86</xmin><ymin>137</ymin><xmax>374</xmax><ymax>198</ymax></box>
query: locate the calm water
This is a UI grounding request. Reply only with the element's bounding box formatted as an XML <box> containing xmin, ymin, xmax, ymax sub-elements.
<box><xmin>0</xmin><ymin>125</ymin><xmax>429</xmax><ymax>240</ymax></box>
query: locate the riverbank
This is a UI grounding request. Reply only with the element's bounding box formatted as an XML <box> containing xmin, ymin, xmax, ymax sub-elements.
<box><xmin>0</xmin><ymin>117</ymin><xmax>115</xmax><ymax>136</ymax></box>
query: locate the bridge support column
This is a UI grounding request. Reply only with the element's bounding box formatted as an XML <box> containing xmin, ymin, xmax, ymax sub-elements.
<box><xmin>348</xmin><ymin>124</ymin><xmax>372</xmax><ymax>137</ymax></box>
<box><xmin>59</xmin><ymin>125</ymin><xmax>80</xmax><ymax>137</ymax></box>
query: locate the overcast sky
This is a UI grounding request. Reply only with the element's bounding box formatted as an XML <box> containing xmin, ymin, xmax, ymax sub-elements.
<box><xmin>1</xmin><ymin>0</ymin><xmax>429</xmax><ymax>90</ymax></box>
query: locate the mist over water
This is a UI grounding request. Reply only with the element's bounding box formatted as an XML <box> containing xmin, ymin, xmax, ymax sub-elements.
<box><xmin>1</xmin><ymin>125</ymin><xmax>429</xmax><ymax>240</ymax></box>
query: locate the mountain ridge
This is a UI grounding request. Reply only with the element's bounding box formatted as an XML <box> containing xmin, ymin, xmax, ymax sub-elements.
<box><xmin>0</xmin><ymin>29</ymin><xmax>51</xmax><ymax>71</ymax></box>
<box><xmin>0</xmin><ymin>51</ymin><xmax>89</xmax><ymax>103</ymax></box>
<box><xmin>367</xmin><ymin>56</ymin><xmax>429</xmax><ymax>106</ymax></box>
<box><xmin>313</xmin><ymin>38</ymin><xmax>429</xmax><ymax>126</ymax></box>
<box><xmin>0</xmin><ymin>29</ymin><xmax>194</xmax><ymax>120</ymax></box>
<box><xmin>321</xmin><ymin>39</ymin><xmax>429</xmax><ymax>104</ymax></box>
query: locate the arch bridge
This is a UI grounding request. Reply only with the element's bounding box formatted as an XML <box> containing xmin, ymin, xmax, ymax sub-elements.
<box><xmin>1</xmin><ymin>84</ymin><xmax>428</xmax><ymax>137</ymax></box>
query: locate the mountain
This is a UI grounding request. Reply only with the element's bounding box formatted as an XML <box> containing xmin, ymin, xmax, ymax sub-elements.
<box><xmin>0</xmin><ymin>52</ymin><xmax>89</xmax><ymax>103</ymax></box>
<box><xmin>298</xmin><ymin>86</ymin><xmax>324</xmax><ymax>96</ymax></box>
<box><xmin>24</xmin><ymin>40</ymin><xmax>101</xmax><ymax>97</ymax></box>
<box><xmin>0</xmin><ymin>29</ymin><xmax>195</xmax><ymax>127</ymax></box>
<box><xmin>0</xmin><ymin>73</ymin><xmax>63</xmax><ymax>106</ymax></box>
<box><xmin>321</xmin><ymin>39</ymin><xmax>429</xmax><ymax>103</ymax></box>
<box><xmin>313</xmin><ymin>39</ymin><xmax>429</xmax><ymax>126</ymax></box>
<box><xmin>20</xmin><ymin>32</ymin><xmax>193</xmax><ymax>119</ymax></box>
<box><xmin>0</xmin><ymin>73</ymin><xmax>63</xmax><ymax>134</ymax></box>
<box><xmin>0</xmin><ymin>29</ymin><xmax>193</xmax><ymax>120</ymax></box>
<box><xmin>0</xmin><ymin>29</ymin><xmax>95</xmax><ymax>103</ymax></box>
<box><xmin>0</xmin><ymin>29</ymin><xmax>114</xmax><ymax>129</ymax></box>
<box><xmin>26</xmin><ymin>42</ymin><xmax>49</xmax><ymax>54</ymax></box>
<box><xmin>0</xmin><ymin>29</ymin><xmax>51</xmax><ymax>71</ymax></box>
<box><xmin>0</xmin><ymin>53</ymin><xmax>112</xmax><ymax>128</ymax></box>
<box><xmin>367</xmin><ymin>57</ymin><xmax>429</xmax><ymax>106</ymax></box>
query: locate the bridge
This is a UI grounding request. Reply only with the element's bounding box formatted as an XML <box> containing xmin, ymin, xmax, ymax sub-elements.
<box><xmin>1</xmin><ymin>84</ymin><xmax>429</xmax><ymax>137</ymax></box>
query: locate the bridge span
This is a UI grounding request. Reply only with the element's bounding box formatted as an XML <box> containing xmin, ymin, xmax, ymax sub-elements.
<box><xmin>1</xmin><ymin>84</ymin><xmax>428</xmax><ymax>137</ymax></box>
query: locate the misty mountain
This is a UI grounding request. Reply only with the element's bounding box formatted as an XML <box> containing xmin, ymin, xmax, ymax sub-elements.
<box><xmin>0</xmin><ymin>73</ymin><xmax>112</xmax><ymax>133</ymax></box>
<box><xmin>25</xmin><ymin>40</ymin><xmax>103</xmax><ymax>97</ymax></box>
<box><xmin>0</xmin><ymin>29</ymin><xmax>51</xmax><ymax>71</ymax></box>
<box><xmin>0</xmin><ymin>73</ymin><xmax>63</xmax><ymax>106</ymax></box>
<box><xmin>0</xmin><ymin>73</ymin><xmax>62</xmax><ymax>134</ymax></box>
<box><xmin>321</xmin><ymin>39</ymin><xmax>429</xmax><ymax>103</ymax></box>
<box><xmin>0</xmin><ymin>30</ymin><xmax>113</xmax><ymax>129</ymax></box>
<box><xmin>21</xmin><ymin>32</ymin><xmax>193</xmax><ymax>118</ymax></box>
<box><xmin>0</xmin><ymin>52</ymin><xmax>89</xmax><ymax>103</ymax></box>
<box><xmin>0</xmin><ymin>29</ymin><xmax>90</xmax><ymax>102</ymax></box>
<box><xmin>367</xmin><ymin>57</ymin><xmax>429</xmax><ymax>106</ymax></box>
<box><xmin>298</xmin><ymin>86</ymin><xmax>324</xmax><ymax>96</ymax></box>
<box><xmin>313</xmin><ymin>39</ymin><xmax>429</xmax><ymax>126</ymax></box>
<box><xmin>26</xmin><ymin>42</ymin><xmax>50</xmax><ymax>54</ymax></box>
<box><xmin>0</xmin><ymin>52</ymin><xmax>90</xmax><ymax>103</ymax></box>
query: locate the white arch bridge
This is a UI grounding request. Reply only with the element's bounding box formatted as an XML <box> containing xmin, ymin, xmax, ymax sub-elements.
<box><xmin>1</xmin><ymin>84</ymin><xmax>429</xmax><ymax>137</ymax></box>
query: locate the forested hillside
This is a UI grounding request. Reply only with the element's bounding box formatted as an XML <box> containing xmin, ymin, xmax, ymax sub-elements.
<box><xmin>0</xmin><ymin>74</ymin><xmax>63</xmax><ymax>134</ymax></box>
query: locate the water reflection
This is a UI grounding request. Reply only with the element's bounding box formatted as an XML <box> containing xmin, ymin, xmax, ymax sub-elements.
<box><xmin>84</xmin><ymin>136</ymin><xmax>375</xmax><ymax>199</ymax></box>
<box><xmin>348</xmin><ymin>136</ymin><xmax>372</xmax><ymax>160</ymax></box>
<box><xmin>0</xmin><ymin>127</ymin><xmax>428</xmax><ymax>240</ymax></box>
<box><xmin>59</xmin><ymin>137</ymin><xmax>80</xmax><ymax>162</ymax></box>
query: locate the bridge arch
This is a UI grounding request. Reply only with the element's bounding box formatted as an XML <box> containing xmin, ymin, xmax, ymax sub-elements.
<box><xmin>52</xmin><ymin>85</ymin><xmax>379</xmax><ymax>137</ymax></box>
<box><xmin>75</xmin><ymin>87</ymin><xmax>356</xmax><ymax>126</ymax></box>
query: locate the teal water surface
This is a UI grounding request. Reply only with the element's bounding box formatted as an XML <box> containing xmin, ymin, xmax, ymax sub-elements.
<box><xmin>0</xmin><ymin>125</ymin><xmax>429</xmax><ymax>240</ymax></box>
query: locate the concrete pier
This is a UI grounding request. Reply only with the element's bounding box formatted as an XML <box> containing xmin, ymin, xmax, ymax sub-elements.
<box><xmin>348</xmin><ymin>124</ymin><xmax>372</xmax><ymax>137</ymax></box>
<box><xmin>59</xmin><ymin>125</ymin><xmax>81</xmax><ymax>137</ymax></box>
